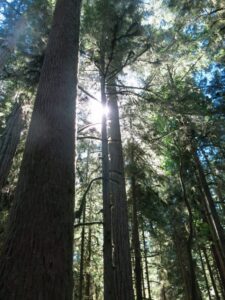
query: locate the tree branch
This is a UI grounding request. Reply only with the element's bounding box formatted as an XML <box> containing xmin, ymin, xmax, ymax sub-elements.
<box><xmin>74</xmin><ymin>221</ymin><xmax>103</xmax><ymax>228</ymax></box>
<box><xmin>78</xmin><ymin>136</ymin><xmax>102</xmax><ymax>141</ymax></box>
<box><xmin>78</xmin><ymin>85</ymin><xmax>99</xmax><ymax>102</ymax></box>
<box><xmin>75</xmin><ymin>177</ymin><xmax>103</xmax><ymax>220</ymax></box>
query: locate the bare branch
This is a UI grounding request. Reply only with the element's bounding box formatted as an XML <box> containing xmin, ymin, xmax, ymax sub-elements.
<box><xmin>74</xmin><ymin>177</ymin><xmax>103</xmax><ymax>220</ymax></box>
<box><xmin>78</xmin><ymin>136</ymin><xmax>102</xmax><ymax>141</ymax></box>
<box><xmin>74</xmin><ymin>221</ymin><xmax>103</xmax><ymax>228</ymax></box>
<box><xmin>78</xmin><ymin>85</ymin><xmax>100</xmax><ymax>102</ymax></box>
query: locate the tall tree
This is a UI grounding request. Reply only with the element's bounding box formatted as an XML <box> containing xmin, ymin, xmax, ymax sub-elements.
<box><xmin>0</xmin><ymin>0</ymin><xmax>81</xmax><ymax>298</ymax></box>
<box><xmin>0</xmin><ymin>102</ymin><xmax>23</xmax><ymax>191</ymax></box>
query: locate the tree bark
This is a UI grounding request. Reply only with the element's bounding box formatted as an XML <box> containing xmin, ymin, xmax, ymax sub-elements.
<box><xmin>0</xmin><ymin>0</ymin><xmax>81</xmax><ymax>298</ymax></box>
<box><xmin>78</xmin><ymin>147</ymin><xmax>90</xmax><ymax>300</ymax></box>
<box><xmin>194</xmin><ymin>150</ymin><xmax>225</xmax><ymax>285</ymax></box>
<box><xmin>85</xmin><ymin>227</ymin><xmax>93</xmax><ymax>300</ymax></box>
<box><xmin>198</xmin><ymin>248</ymin><xmax>213</xmax><ymax>300</ymax></box>
<box><xmin>211</xmin><ymin>244</ymin><xmax>225</xmax><ymax>297</ymax></box>
<box><xmin>179</xmin><ymin>158</ymin><xmax>202</xmax><ymax>300</ymax></box>
<box><xmin>200</xmin><ymin>147</ymin><xmax>225</xmax><ymax>216</ymax></box>
<box><xmin>130</xmin><ymin>146</ymin><xmax>143</xmax><ymax>300</ymax></box>
<box><xmin>107</xmin><ymin>81</ymin><xmax>134</xmax><ymax>300</ymax></box>
<box><xmin>202</xmin><ymin>247</ymin><xmax>221</xmax><ymax>299</ymax></box>
<box><xmin>142</xmin><ymin>226</ymin><xmax>152</xmax><ymax>300</ymax></box>
<box><xmin>174</xmin><ymin>232</ymin><xmax>201</xmax><ymax>300</ymax></box>
<box><xmin>0</xmin><ymin>102</ymin><xmax>23</xmax><ymax>191</ymax></box>
<box><xmin>100</xmin><ymin>75</ymin><xmax>115</xmax><ymax>300</ymax></box>
<box><xmin>78</xmin><ymin>203</ymin><xmax>86</xmax><ymax>300</ymax></box>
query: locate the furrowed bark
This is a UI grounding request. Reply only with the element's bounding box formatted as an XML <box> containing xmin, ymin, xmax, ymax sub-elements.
<box><xmin>100</xmin><ymin>75</ymin><xmax>115</xmax><ymax>300</ymax></box>
<box><xmin>107</xmin><ymin>81</ymin><xmax>134</xmax><ymax>300</ymax></box>
<box><xmin>203</xmin><ymin>247</ymin><xmax>221</xmax><ymax>299</ymax></box>
<box><xmin>0</xmin><ymin>0</ymin><xmax>81</xmax><ymax>298</ymax></box>
<box><xmin>130</xmin><ymin>144</ymin><xmax>143</xmax><ymax>300</ymax></box>
<box><xmin>142</xmin><ymin>226</ymin><xmax>152</xmax><ymax>300</ymax></box>
<box><xmin>0</xmin><ymin>103</ymin><xmax>23</xmax><ymax>191</ymax></box>
<box><xmin>194</xmin><ymin>150</ymin><xmax>225</xmax><ymax>286</ymax></box>
<box><xmin>179</xmin><ymin>158</ymin><xmax>202</xmax><ymax>300</ymax></box>
<box><xmin>198</xmin><ymin>248</ymin><xmax>213</xmax><ymax>300</ymax></box>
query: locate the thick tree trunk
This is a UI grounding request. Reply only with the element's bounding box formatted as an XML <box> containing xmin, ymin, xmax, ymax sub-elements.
<box><xmin>174</xmin><ymin>233</ymin><xmax>201</xmax><ymax>300</ymax></box>
<box><xmin>0</xmin><ymin>0</ymin><xmax>81</xmax><ymax>299</ymax></box>
<box><xmin>179</xmin><ymin>159</ymin><xmax>202</xmax><ymax>300</ymax></box>
<box><xmin>0</xmin><ymin>103</ymin><xmax>23</xmax><ymax>191</ymax></box>
<box><xmin>107</xmin><ymin>81</ymin><xmax>134</xmax><ymax>300</ymax></box>
<box><xmin>100</xmin><ymin>76</ymin><xmax>115</xmax><ymax>300</ymax></box>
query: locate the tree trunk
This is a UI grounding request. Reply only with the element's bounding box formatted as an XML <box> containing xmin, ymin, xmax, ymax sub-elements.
<box><xmin>179</xmin><ymin>158</ymin><xmax>202</xmax><ymax>300</ymax></box>
<box><xmin>203</xmin><ymin>247</ymin><xmax>221</xmax><ymax>299</ymax></box>
<box><xmin>174</xmin><ymin>233</ymin><xmax>201</xmax><ymax>300</ymax></box>
<box><xmin>107</xmin><ymin>81</ymin><xmax>134</xmax><ymax>300</ymax></box>
<box><xmin>0</xmin><ymin>0</ymin><xmax>81</xmax><ymax>298</ymax></box>
<box><xmin>160</xmin><ymin>286</ymin><xmax>167</xmax><ymax>300</ymax></box>
<box><xmin>201</xmin><ymin>147</ymin><xmax>225</xmax><ymax>216</ymax></box>
<box><xmin>198</xmin><ymin>248</ymin><xmax>213</xmax><ymax>300</ymax></box>
<box><xmin>100</xmin><ymin>75</ymin><xmax>115</xmax><ymax>300</ymax></box>
<box><xmin>79</xmin><ymin>205</ymin><xmax>86</xmax><ymax>300</ymax></box>
<box><xmin>85</xmin><ymin>227</ymin><xmax>93</xmax><ymax>300</ymax></box>
<box><xmin>0</xmin><ymin>102</ymin><xmax>23</xmax><ymax>191</ymax></box>
<box><xmin>211</xmin><ymin>244</ymin><xmax>225</xmax><ymax>297</ymax></box>
<box><xmin>194</xmin><ymin>151</ymin><xmax>225</xmax><ymax>285</ymax></box>
<box><xmin>142</xmin><ymin>227</ymin><xmax>152</xmax><ymax>300</ymax></box>
<box><xmin>79</xmin><ymin>147</ymin><xmax>91</xmax><ymax>300</ymax></box>
<box><xmin>131</xmin><ymin>154</ymin><xmax>143</xmax><ymax>300</ymax></box>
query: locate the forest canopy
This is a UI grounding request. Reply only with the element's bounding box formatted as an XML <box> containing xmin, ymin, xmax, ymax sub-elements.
<box><xmin>0</xmin><ymin>0</ymin><xmax>224</xmax><ymax>299</ymax></box>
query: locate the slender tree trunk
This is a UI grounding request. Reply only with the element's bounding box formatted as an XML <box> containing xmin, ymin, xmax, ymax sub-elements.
<box><xmin>85</xmin><ymin>227</ymin><xmax>93</xmax><ymax>300</ymax></box>
<box><xmin>0</xmin><ymin>0</ymin><xmax>81</xmax><ymax>298</ymax></box>
<box><xmin>141</xmin><ymin>269</ymin><xmax>146</xmax><ymax>300</ymax></box>
<box><xmin>107</xmin><ymin>81</ymin><xmax>134</xmax><ymax>300</ymax></box>
<box><xmin>0</xmin><ymin>102</ymin><xmax>23</xmax><ymax>191</ymax></box>
<box><xmin>79</xmin><ymin>205</ymin><xmax>86</xmax><ymax>300</ymax></box>
<box><xmin>194</xmin><ymin>151</ymin><xmax>225</xmax><ymax>284</ymax></box>
<box><xmin>100</xmin><ymin>75</ymin><xmax>115</xmax><ymax>300</ymax></box>
<box><xmin>203</xmin><ymin>247</ymin><xmax>221</xmax><ymax>299</ymax></box>
<box><xmin>201</xmin><ymin>147</ymin><xmax>225</xmax><ymax>215</ymax></box>
<box><xmin>198</xmin><ymin>248</ymin><xmax>213</xmax><ymax>300</ymax></box>
<box><xmin>142</xmin><ymin>227</ymin><xmax>152</xmax><ymax>300</ymax></box>
<box><xmin>131</xmin><ymin>159</ymin><xmax>143</xmax><ymax>300</ymax></box>
<box><xmin>79</xmin><ymin>147</ymin><xmax>91</xmax><ymax>300</ymax></box>
<box><xmin>160</xmin><ymin>287</ymin><xmax>168</xmax><ymax>300</ymax></box>
<box><xmin>211</xmin><ymin>244</ymin><xmax>225</xmax><ymax>297</ymax></box>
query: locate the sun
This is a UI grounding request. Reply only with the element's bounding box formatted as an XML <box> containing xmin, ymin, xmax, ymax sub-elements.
<box><xmin>88</xmin><ymin>97</ymin><xmax>110</xmax><ymax>128</ymax></box>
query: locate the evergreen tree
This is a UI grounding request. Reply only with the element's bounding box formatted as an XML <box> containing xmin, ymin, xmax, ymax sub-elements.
<box><xmin>0</xmin><ymin>0</ymin><xmax>81</xmax><ymax>298</ymax></box>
